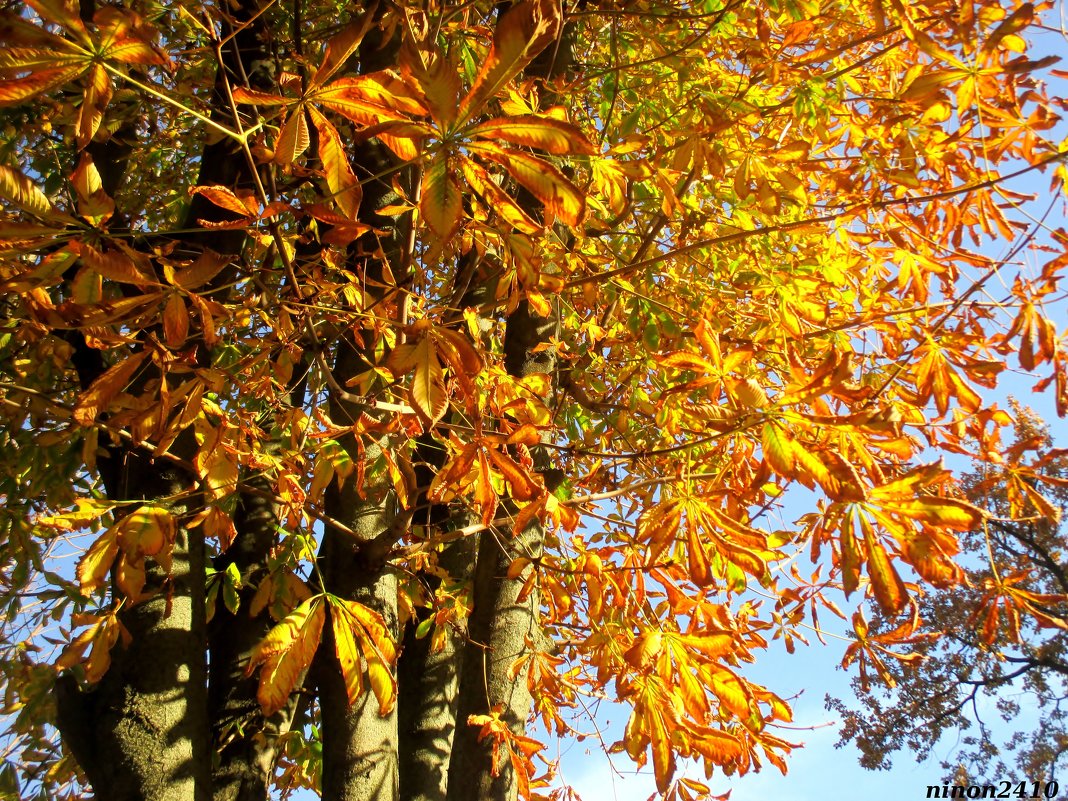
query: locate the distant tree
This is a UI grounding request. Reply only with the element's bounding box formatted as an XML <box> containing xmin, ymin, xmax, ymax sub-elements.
<box><xmin>0</xmin><ymin>0</ymin><xmax>1066</xmax><ymax>800</ymax></box>
<box><xmin>830</xmin><ymin>404</ymin><xmax>1068</xmax><ymax>781</ymax></box>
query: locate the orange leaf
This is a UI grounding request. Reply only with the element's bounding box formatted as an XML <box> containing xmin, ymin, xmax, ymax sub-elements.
<box><xmin>310</xmin><ymin>11</ymin><xmax>376</xmax><ymax>87</ymax></box>
<box><xmin>72</xmin><ymin>350</ymin><xmax>149</xmax><ymax>426</ymax></box>
<box><xmin>474</xmin><ymin>144</ymin><xmax>585</xmax><ymax>226</ymax></box>
<box><xmin>163</xmin><ymin>293</ymin><xmax>189</xmax><ymax>347</ymax></box>
<box><xmin>309</xmin><ymin>107</ymin><xmax>362</xmax><ymax>220</ymax></box>
<box><xmin>458</xmin><ymin>0</ymin><xmax>563</xmax><ymax>122</ymax></box>
<box><xmin>862</xmin><ymin>518</ymin><xmax>907</xmax><ymax>616</ymax></box>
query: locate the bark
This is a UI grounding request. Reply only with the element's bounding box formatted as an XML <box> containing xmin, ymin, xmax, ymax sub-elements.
<box><xmin>446</xmin><ymin>303</ymin><xmax>558</xmax><ymax>801</ymax></box>
<box><xmin>209</xmin><ymin>473</ymin><xmax>305</xmax><ymax>801</ymax></box>
<box><xmin>398</xmin><ymin>535</ymin><xmax>477</xmax><ymax>801</ymax></box>
<box><xmin>446</xmin><ymin>12</ymin><xmax>573</xmax><ymax>796</ymax></box>
<box><xmin>319</xmin><ymin>15</ymin><xmax>409</xmax><ymax>801</ymax></box>
<box><xmin>53</xmin><ymin>1</ymin><xmax>272</xmax><ymax>798</ymax></box>
<box><xmin>55</xmin><ymin>466</ymin><xmax>210</xmax><ymax>801</ymax></box>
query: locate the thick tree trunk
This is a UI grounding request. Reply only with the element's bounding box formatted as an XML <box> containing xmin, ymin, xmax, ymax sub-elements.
<box><xmin>54</xmin><ymin>1</ymin><xmax>273</xmax><ymax>798</ymax></box>
<box><xmin>398</xmin><ymin>536</ymin><xmax>477</xmax><ymax>801</ymax></box>
<box><xmin>445</xmin><ymin>10</ymin><xmax>573</xmax><ymax>795</ymax></box>
<box><xmin>319</xmin><ymin>16</ymin><xmax>408</xmax><ymax>800</ymax></box>
<box><xmin>210</xmin><ymin>474</ymin><xmax>306</xmax><ymax>801</ymax></box>
<box><xmin>56</xmin><ymin>466</ymin><xmax>211</xmax><ymax>801</ymax></box>
<box><xmin>446</xmin><ymin>302</ymin><xmax>558</xmax><ymax>801</ymax></box>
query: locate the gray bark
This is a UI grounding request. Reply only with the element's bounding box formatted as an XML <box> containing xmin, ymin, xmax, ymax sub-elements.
<box><xmin>319</xmin><ymin>17</ymin><xmax>408</xmax><ymax>800</ymax></box>
<box><xmin>398</xmin><ymin>535</ymin><xmax>477</xmax><ymax>801</ymax></box>
<box><xmin>56</xmin><ymin>465</ymin><xmax>210</xmax><ymax>801</ymax></box>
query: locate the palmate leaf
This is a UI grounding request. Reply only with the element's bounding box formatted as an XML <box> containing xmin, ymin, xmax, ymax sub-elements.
<box><xmin>327</xmin><ymin>595</ymin><xmax>398</xmax><ymax>715</ymax></box>
<box><xmin>247</xmin><ymin>596</ymin><xmax>326</xmax><ymax>716</ymax></box>
<box><xmin>457</xmin><ymin>0</ymin><xmax>563</xmax><ymax>123</ymax></box>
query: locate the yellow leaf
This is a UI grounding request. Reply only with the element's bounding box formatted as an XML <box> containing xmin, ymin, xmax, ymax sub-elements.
<box><xmin>623</xmin><ymin>630</ymin><xmax>663</xmax><ymax>670</ymax></box>
<box><xmin>0</xmin><ymin>163</ymin><xmax>52</xmax><ymax>216</ymax></box>
<box><xmin>330</xmin><ymin>596</ymin><xmax>398</xmax><ymax>715</ymax></box>
<box><xmin>76</xmin><ymin>63</ymin><xmax>111</xmax><ymax>149</ymax></box>
<box><xmin>247</xmin><ymin>596</ymin><xmax>326</xmax><ymax>715</ymax></box>
<box><xmin>460</xmin><ymin>155</ymin><xmax>542</xmax><ymax>235</ymax></box>
<box><xmin>411</xmin><ymin>338</ymin><xmax>448</xmax><ymax>425</ymax></box>
<box><xmin>419</xmin><ymin>153</ymin><xmax>463</xmax><ymax>240</ymax></box>
<box><xmin>658</xmin><ymin>351</ymin><xmax>715</xmax><ymax>373</ymax></box>
<box><xmin>647</xmin><ymin>701</ymin><xmax>676</xmax><ymax>793</ymax></box>
<box><xmin>458</xmin><ymin>0</ymin><xmax>563</xmax><ymax>122</ymax></box>
<box><xmin>762</xmin><ymin>422</ymin><xmax>796</xmax><ymax>478</ymax></box>
<box><xmin>329</xmin><ymin>598</ymin><xmax>364</xmax><ymax>705</ymax></box>
<box><xmin>76</xmin><ymin>528</ymin><xmax>118</xmax><ymax>593</ymax></box>
<box><xmin>115</xmin><ymin>505</ymin><xmax>172</xmax><ymax>559</ymax></box>
<box><xmin>273</xmin><ymin>107</ymin><xmax>311</xmax><ymax>165</ymax></box>
<box><xmin>70</xmin><ymin>152</ymin><xmax>114</xmax><ymax>223</ymax></box>
<box><xmin>469</xmin><ymin>115</ymin><xmax>596</xmax><ymax>155</ymax></box>
<box><xmin>115</xmin><ymin>554</ymin><xmax>147</xmax><ymax>602</ymax></box>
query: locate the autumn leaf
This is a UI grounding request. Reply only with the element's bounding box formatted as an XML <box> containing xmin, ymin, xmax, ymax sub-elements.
<box><xmin>469</xmin><ymin>115</ymin><xmax>596</xmax><ymax>155</ymax></box>
<box><xmin>472</xmin><ymin>143</ymin><xmax>585</xmax><ymax>227</ymax></box>
<box><xmin>247</xmin><ymin>596</ymin><xmax>326</xmax><ymax>715</ymax></box>
<box><xmin>76</xmin><ymin>528</ymin><xmax>119</xmax><ymax>594</ymax></box>
<box><xmin>327</xmin><ymin>595</ymin><xmax>398</xmax><ymax>714</ymax></box>
<box><xmin>0</xmin><ymin>164</ymin><xmax>52</xmax><ymax>216</ymax></box>
<box><xmin>457</xmin><ymin>0</ymin><xmax>563</xmax><ymax>122</ymax></box>
<box><xmin>420</xmin><ymin>153</ymin><xmax>463</xmax><ymax>240</ymax></box>
<box><xmin>309</xmin><ymin>106</ymin><xmax>362</xmax><ymax>220</ymax></box>
<box><xmin>72</xmin><ymin>351</ymin><xmax>149</xmax><ymax>426</ymax></box>
<box><xmin>388</xmin><ymin>336</ymin><xmax>448</xmax><ymax>426</ymax></box>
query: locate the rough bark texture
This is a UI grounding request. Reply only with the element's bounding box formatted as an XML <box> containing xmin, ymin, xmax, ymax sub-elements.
<box><xmin>53</xmin><ymin>1</ymin><xmax>274</xmax><ymax>798</ymax></box>
<box><xmin>445</xmin><ymin>13</ymin><xmax>573</xmax><ymax>796</ymax></box>
<box><xmin>56</xmin><ymin>468</ymin><xmax>210</xmax><ymax>801</ymax></box>
<box><xmin>319</xmin><ymin>17</ymin><xmax>408</xmax><ymax>801</ymax></box>
<box><xmin>209</xmin><ymin>474</ymin><xmax>304</xmax><ymax>801</ymax></box>
<box><xmin>398</xmin><ymin>536</ymin><xmax>477</xmax><ymax>801</ymax></box>
<box><xmin>446</xmin><ymin>302</ymin><xmax>558</xmax><ymax>801</ymax></box>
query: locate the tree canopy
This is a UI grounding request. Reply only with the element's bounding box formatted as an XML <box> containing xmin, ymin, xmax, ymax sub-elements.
<box><xmin>0</xmin><ymin>0</ymin><xmax>1066</xmax><ymax>799</ymax></box>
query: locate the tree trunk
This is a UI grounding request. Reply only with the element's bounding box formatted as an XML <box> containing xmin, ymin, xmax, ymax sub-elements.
<box><xmin>398</xmin><ymin>535</ymin><xmax>477</xmax><ymax>801</ymax></box>
<box><xmin>54</xmin><ymin>1</ymin><xmax>272</xmax><ymax>797</ymax></box>
<box><xmin>446</xmin><ymin>301</ymin><xmax>559</xmax><ymax>801</ymax></box>
<box><xmin>319</xmin><ymin>16</ymin><xmax>408</xmax><ymax>800</ymax></box>
<box><xmin>56</xmin><ymin>465</ymin><xmax>211</xmax><ymax>801</ymax></box>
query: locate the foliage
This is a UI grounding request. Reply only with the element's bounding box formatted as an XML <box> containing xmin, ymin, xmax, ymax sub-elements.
<box><xmin>829</xmin><ymin>405</ymin><xmax>1068</xmax><ymax>783</ymax></box>
<box><xmin>0</xmin><ymin>0</ymin><xmax>1066</xmax><ymax>799</ymax></box>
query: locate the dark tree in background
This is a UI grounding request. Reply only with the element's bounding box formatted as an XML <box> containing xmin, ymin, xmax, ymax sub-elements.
<box><xmin>830</xmin><ymin>404</ymin><xmax>1068</xmax><ymax>782</ymax></box>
